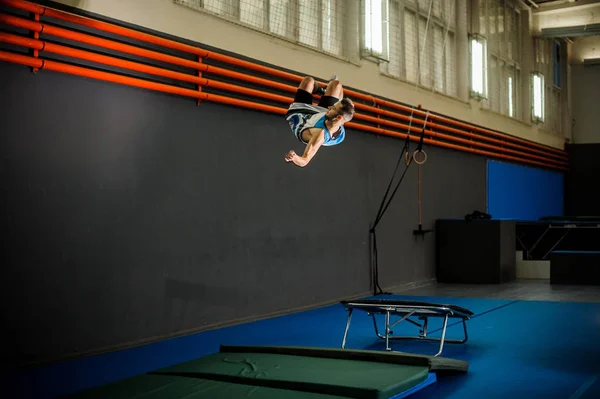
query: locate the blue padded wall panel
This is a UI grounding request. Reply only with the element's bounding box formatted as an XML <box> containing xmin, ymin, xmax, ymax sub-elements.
<box><xmin>487</xmin><ymin>160</ymin><xmax>564</xmax><ymax>221</ymax></box>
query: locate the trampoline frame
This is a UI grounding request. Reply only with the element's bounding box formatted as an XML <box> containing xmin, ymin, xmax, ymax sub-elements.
<box><xmin>340</xmin><ymin>300</ymin><xmax>472</xmax><ymax>357</ymax></box>
<box><xmin>517</xmin><ymin>220</ymin><xmax>600</xmax><ymax>260</ymax></box>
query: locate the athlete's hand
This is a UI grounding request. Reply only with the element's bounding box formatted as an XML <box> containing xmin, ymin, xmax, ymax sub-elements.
<box><xmin>285</xmin><ymin>150</ymin><xmax>297</xmax><ymax>163</ymax></box>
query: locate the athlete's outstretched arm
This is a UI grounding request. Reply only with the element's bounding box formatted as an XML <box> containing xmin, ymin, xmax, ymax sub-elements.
<box><xmin>285</xmin><ymin>128</ymin><xmax>325</xmax><ymax>167</ymax></box>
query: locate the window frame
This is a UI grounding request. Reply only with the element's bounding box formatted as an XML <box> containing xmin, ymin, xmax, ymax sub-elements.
<box><xmin>531</xmin><ymin>71</ymin><xmax>545</xmax><ymax>124</ymax></box>
<box><xmin>469</xmin><ymin>33</ymin><xmax>488</xmax><ymax>100</ymax></box>
<box><xmin>361</xmin><ymin>0</ymin><xmax>391</xmax><ymax>62</ymax></box>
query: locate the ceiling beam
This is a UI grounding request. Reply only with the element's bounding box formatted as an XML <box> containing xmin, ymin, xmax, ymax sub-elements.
<box><xmin>540</xmin><ymin>22</ymin><xmax>600</xmax><ymax>37</ymax></box>
<box><xmin>534</xmin><ymin>0</ymin><xmax>600</xmax><ymax>15</ymax></box>
<box><xmin>583</xmin><ymin>57</ymin><xmax>600</xmax><ymax>65</ymax></box>
<box><xmin>533</xmin><ymin>1</ymin><xmax>600</xmax><ymax>33</ymax></box>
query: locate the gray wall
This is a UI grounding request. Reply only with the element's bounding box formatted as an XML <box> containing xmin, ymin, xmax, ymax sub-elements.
<box><xmin>1</xmin><ymin>59</ymin><xmax>486</xmax><ymax>368</ymax></box>
<box><xmin>571</xmin><ymin>64</ymin><xmax>600</xmax><ymax>144</ymax></box>
<box><xmin>565</xmin><ymin>143</ymin><xmax>600</xmax><ymax>216</ymax></box>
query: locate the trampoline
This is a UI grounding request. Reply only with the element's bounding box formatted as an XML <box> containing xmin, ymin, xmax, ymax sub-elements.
<box><xmin>67</xmin><ymin>345</ymin><xmax>468</xmax><ymax>398</ymax></box>
<box><xmin>340</xmin><ymin>299</ymin><xmax>474</xmax><ymax>356</ymax></box>
<box><xmin>516</xmin><ymin>217</ymin><xmax>600</xmax><ymax>260</ymax></box>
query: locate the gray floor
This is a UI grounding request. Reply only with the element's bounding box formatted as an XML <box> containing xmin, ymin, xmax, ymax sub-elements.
<box><xmin>396</xmin><ymin>279</ymin><xmax>600</xmax><ymax>303</ymax></box>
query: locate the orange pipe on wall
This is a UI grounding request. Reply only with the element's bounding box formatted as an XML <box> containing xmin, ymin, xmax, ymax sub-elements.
<box><xmin>205</xmin><ymin>80</ymin><xmax>292</xmax><ymax>104</ymax></box>
<box><xmin>0</xmin><ymin>31</ymin><xmax>295</xmax><ymax>106</ymax></box>
<box><xmin>0</xmin><ymin>0</ymin><xmax>568</xmax><ymax>167</ymax></box>
<box><xmin>352</xmin><ymin>112</ymin><xmax>568</xmax><ymax>167</ymax></box>
<box><xmin>0</xmin><ymin>31</ymin><xmax>202</xmax><ymax>85</ymax></box>
<box><xmin>203</xmin><ymin>63</ymin><xmax>568</xmax><ymax>165</ymax></box>
<box><xmin>0</xmin><ymin>13</ymin><xmax>202</xmax><ymax>71</ymax></box>
<box><xmin>0</xmin><ymin>0</ymin><xmax>569</xmax><ymax>160</ymax></box>
<box><xmin>346</xmin><ymin>89</ymin><xmax>567</xmax><ymax>158</ymax></box>
<box><xmin>346</xmin><ymin>122</ymin><xmax>568</xmax><ymax>171</ymax></box>
<box><xmin>425</xmin><ymin>119</ymin><xmax>566</xmax><ymax>162</ymax></box>
<box><xmin>209</xmin><ymin>93</ymin><xmax>288</xmax><ymax>115</ymax></box>
<box><xmin>0</xmin><ymin>50</ymin><xmax>286</xmax><ymax>115</ymax></box>
<box><xmin>205</xmin><ymin>64</ymin><xmax>298</xmax><ymax>94</ymax></box>
<box><xmin>0</xmin><ymin>25</ymin><xmax>567</xmax><ymax>167</ymax></box>
<box><xmin>3</xmin><ymin>23</ymin><xmax>564</xmax><ymax>167</ymax></box>
<box><xmin>0</xmin><ymin>11</ymin><xmax>303</xmax><ymax>99</ymax></box>
<box><xmin>2</xmin><ymin>0</ymin><xmax>567</xmax><ymax>162</ymax></box>
<box><xmin>0</xmin><ymin>50</ymin><xmax>205</xmax><ymax>98</ymax></box>
<box><xmin>0</xmin><ymin>13</ymin><xmax>300</xmax><ymax>97</ymax></box>
<box><xmin>352</xmin><ymin>102</ymin><xmax>568</xmax><ymax>162</ymax></box>
<box><xmin>0</xmin><ymin>0</ymin><xmax>304</xmax><ymax>83</ymax></box>
<box><xmin>1</xmin><ymin>9</ymin><xmax>564</xmax><ymax>165</ymax></box>
<box><xmin>0</xmin><ymin>49</ymin><xmax>567</xmax><ymax>171</ymax></box>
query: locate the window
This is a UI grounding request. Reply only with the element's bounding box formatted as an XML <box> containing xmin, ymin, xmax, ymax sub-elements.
<box><xmin>534</xmin><ymin>37</ymin><xmax>563</xmax><ymax>134</ymax></box>
<box><xmin>477</xmin><ymin>0</ymin><xmax>522</xmax><ymax>119</ymax></box>
<box><xmin>363</xmin><ymin>0</ymin><xmax>390</xmax><ymax>61</ymax></box>
<box><xmin>175</xmin><ymin>0</ymin><xmax>346</xmax><ymax>58</ymax></box>
<box><xmin>508</xmin><ymin>76</ymin><xmax>513</xmax><ymax>118</ymax></box>
<box><xmin>470</xmin><ymin>34</ymin><xmax>487</xmax><ymax>99</ymax></box>
<box><xmin>382</xmin><ymin>0</ymin><xmax>458</xmax><ymax>97</ymax></box>
<box><xmin>531</xmin><ymin>72</ymin><xmax>544</xmax><ymax>123</ymax></box>
<box><xmin>552</xmin><ymin>40</ymin><xmax>561</xmax><ymax>88</ymax></box>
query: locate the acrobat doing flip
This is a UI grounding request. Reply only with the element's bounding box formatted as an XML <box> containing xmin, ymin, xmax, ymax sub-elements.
<box><xmin>284</xmin><ymin>75</ymin><xmax>355</xmax><ymax>167</ymax></box>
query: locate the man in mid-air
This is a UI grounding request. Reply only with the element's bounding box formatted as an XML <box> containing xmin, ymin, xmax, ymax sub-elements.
<box><xmin>284</xmin><ymin>75</ymin><xmax>355</xmax><ymax>167</ymax></box>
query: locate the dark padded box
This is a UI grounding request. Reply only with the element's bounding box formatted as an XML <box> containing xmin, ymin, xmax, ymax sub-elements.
<box><xmin>550</xmin><ymin>251</ymin><xmax>600</xmax><ymax>285</ymax></box>
<box><xmin>436</xmin><ymin>219</ymin><xmax>516</xmax><ymax>284</ymax></box>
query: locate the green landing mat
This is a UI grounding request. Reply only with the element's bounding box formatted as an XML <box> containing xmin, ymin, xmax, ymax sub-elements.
<box><xmin>67</xmin><ymin>373</ymin><xmax>350</xmax><ymax>399</ymax></box>
<box><xmin>68</xmin><ymin>345</ymin><xmax>468</xmax><ymax>398</ymax></box>
<box><xmin>215</xmin><ymin>345</ymin><xmax>469</xmax><ymax>374</ymax></box>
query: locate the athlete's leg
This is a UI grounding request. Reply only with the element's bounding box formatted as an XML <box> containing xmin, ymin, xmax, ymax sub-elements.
<box><xmin>313</xmin><ymin>75</ymin><xmax>339</xmax><ymax>97</ymax></box>
<box><xmin>323</xmin><ymin>78</ymin><xmax>343</xmax><ymax>99</ymax></box>
<box><xmin>288</xmin><ymin>76</ymin><xmax>320</xmax><ymax>110</ymax></box>
<box><xmin>298</xmin><ymin>76</ymin><xmax>317</xmax><ymax>93</ymax></box>
<box><xmin>318</xmin><ymin>77</ymin><xmax>343</xmax><ymax>108</ymax></box>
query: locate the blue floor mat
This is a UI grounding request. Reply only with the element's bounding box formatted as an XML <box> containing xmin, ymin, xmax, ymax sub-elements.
<box><xmin>404</xmin><ymin>299</ymin><xmax>600</xmax><ymax>399</ymax></box>
<box><xmin>391</xmin><ymin>372</ymin><xmax>437</xmax><ymax>399</ymax></box>
<box><xmin>5</xmin><ymin>295</ymin><xmax>600</xmax><ymax>399</ymax></box>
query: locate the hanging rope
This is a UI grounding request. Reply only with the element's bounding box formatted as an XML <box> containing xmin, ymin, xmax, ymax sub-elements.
<box><xmin>413</xmin><ymin>111</ymin><xmax>430</xmax><ymax>236</ymax></box>
<box><xmin>412</xmin><ymin>0</ymin><xmax>459</xmax><ymax>234</ymax></box>
<box><xmin>369</xmin><ymin>105</ymin><xmax>424</xmax><ymax>296</ymax></box>
<box><xmin>413</xmin><ymin>110</ymin><xmax>429</xmax><ymax>165</ymax></box>
<box><xmin>412</xmin><ymin>0</ymin><xmax>459</xmax><ymax>235</ymax></box>
<box><xmin>370</xmin><ymin>0</ymin><xmax>456</xmax><ymax>294</ymax></box>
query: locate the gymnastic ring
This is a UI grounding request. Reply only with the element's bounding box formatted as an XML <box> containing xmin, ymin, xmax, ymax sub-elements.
<box><xmin>405</xmin><ymin>151</ymin><xmax>411</xmax><ymax>166</ymax></box>
<box><xmin>413</xmin><ymin>150</ymin><xmax>427</xmax><ymax>165</ymax></box>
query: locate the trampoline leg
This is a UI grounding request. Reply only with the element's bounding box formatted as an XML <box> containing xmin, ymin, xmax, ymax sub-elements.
<box><xmin>341</xmin><ymin>309</ymin><xmax>353</xmax><ymax>349</ymax></box>
<box><xmin>385</xmin><ymin>310</ymin><xmax>391</xmax><ymax>351</ymax></box>
<box><xmin>421</xmin><ymin>317</ymin><xmax>429</xmax><ymax>338</ymax></box>
<box><xmin>528</xmin><ymin>226</ymin><xmax>550</xmax><ymax>259</ymax></box>
<box><xmin>371</xmin><ymin>314</ymin><xmax>384</xmax><ymax>339</ymax></box>
<box><xmin>541</xmin><ymin>229</ymin><xmax>571</xmax><ymax>259</ymax></box>
<box><xmin>434</xmin><ymin>314</ymin><xmax>449</xmax><ymax>357</ymax></box>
